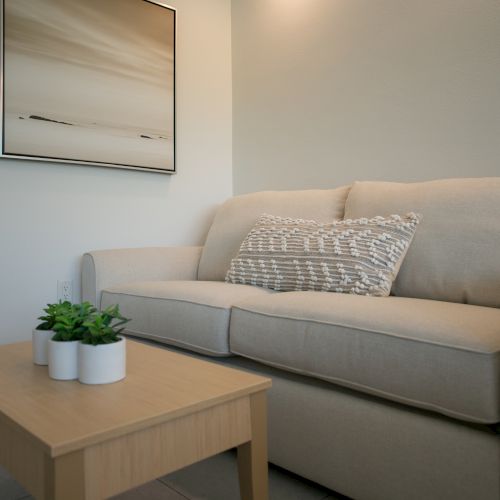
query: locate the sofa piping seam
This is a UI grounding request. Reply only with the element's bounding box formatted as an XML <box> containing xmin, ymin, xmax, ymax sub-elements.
<box><xmin>103</xmin><ymin>291</ymin><xmax>233</xmax><ymax>311</ymax></box>
<box><xmin>124</xmin><ymin>328</ymin><xmax>231</xmax><ymax>356</ymax></box>
<box><xmin>231</xmin><ymin>307</ymin><xmax>500</xmax><ymax>356</ymax></box>
<box><xmin>229</xmin><ymin>349</ymin><xmax>496</xmax><ymax>424</ymax></box>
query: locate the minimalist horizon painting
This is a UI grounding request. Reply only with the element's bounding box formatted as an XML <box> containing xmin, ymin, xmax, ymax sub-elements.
<box><xmin>1</xmin><ymin>0</ymin><xmax>176</xmax><ymax>173</ymax></box>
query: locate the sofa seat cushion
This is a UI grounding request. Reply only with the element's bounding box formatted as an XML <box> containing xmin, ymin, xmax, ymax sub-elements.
<box><xmin>101</xmin><ymin>281</ymin><xmax>275</xmax><ymax>356</ymax></box>
<box><xmin>230</xmin><ymin>292</ymin><xmax>500</xmax><ymax>423</ymax></box>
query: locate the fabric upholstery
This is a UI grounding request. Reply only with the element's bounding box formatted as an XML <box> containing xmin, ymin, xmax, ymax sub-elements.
<box><xmin>101</xmin><ymin>280</ymin><xmax>274</xmax><ymax>356</ymax></box>
<box><xmin>219</xmin><ymin>357</ymin><xmax>500</xmax><ymax>500</ymax></box>
<box><xmin>255</xmin><ymin>361</ymin><xmax>500</xmax><ymax>500</ymax></box>
<box><xmin>230</xmin><ymin>291</ymin><xmax>500</xmax><ymax>423</ymax></box>
<box><xmin>143</xmin><ymin>343</ymin><xmax>500</xmax><ymax>500</ymax></box>
<box><xmin>82</xmin><ymin>246</ymin><xmax>202</xmax><ymax>307</ymax></box>
<box><xmin>226</xmin><ymin>213</ymin><xmax>420</xmax><ymax>296</ymax></box>
<box><xmin>344</xmin><ymin>177</ymin><xmax>500</xmax><ymax>307</ymax></box>
<box><xmin>198</xmin><ymin>187</ymin><xmax>350</xmax><ymax>282</ymax></box>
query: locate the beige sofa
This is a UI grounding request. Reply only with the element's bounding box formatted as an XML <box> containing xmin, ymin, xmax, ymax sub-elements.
<box><xmin>82</xmin><ymin>178</ymin><xmax>500</xmax><ymax>500</ymax></box>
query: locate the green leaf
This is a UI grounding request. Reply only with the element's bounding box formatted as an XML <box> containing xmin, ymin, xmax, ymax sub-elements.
<box><xmin>80</xmin><ymin>304</ymin><xmax>130</xmax><ymax>345</ymax></box>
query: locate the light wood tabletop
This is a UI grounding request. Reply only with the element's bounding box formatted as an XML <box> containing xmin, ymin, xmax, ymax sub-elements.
<box><xmin>0</xmin><ymin>340</ymin><xmax>271</xmax><ymax>500</ymax></box>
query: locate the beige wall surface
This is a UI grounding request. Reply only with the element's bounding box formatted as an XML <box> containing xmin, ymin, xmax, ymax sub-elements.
<box><xmin>0</xmin><ymin>0</ymin><xmax>232</xmax><ymax>344</ymax></box>
<box><xmin>232</xmin><ymin>0</ymin><xmax>500</xmax><ymax>193</ymax></box>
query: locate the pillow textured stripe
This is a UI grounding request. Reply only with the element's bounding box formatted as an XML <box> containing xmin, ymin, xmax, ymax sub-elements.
<box><xmin>225</xmin><ymin>213</ymin><xmax>420</xmax><ymax>296</ymax></box>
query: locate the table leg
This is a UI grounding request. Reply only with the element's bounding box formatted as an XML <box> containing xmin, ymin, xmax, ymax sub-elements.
<box><xmin>237</xmin><ymin>391</ymin><xmax>269</xmax><ymax>500</ymax></box>
<box><xmin>45</xmin><ymin>450</ymin><xmax>87</xmax><ymax>500</ymax></box>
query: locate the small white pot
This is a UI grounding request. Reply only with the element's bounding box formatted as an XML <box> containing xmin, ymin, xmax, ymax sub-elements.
<box><xmin>48</xmin><ymin>339</ymin><xmax>79</xmax><ymax>380</ymax></box>
<box><xmin>32</xmin><ymin>329</ymin><xmax>53</xmax><ymax>365</ymax></box>
<box><xmin>78</xmin><ymin>337</ymin><xmax>126</xmax><ymax>385</ymax></box>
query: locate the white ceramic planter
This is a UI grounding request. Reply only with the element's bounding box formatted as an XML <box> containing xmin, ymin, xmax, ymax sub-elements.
<box><xmin>78</xmin><ymin>337</ymin><xmax>126</xmax><ymax>385</ymax></box>
<box><xmin>32</xmin><ymin>329</ymin><xmax>53</xmax><ymax>365</ymax></box>
<box><xmin>48</xmin><ymin>339</ymin><xmax>79</xmax><ymax>380</ymax></box>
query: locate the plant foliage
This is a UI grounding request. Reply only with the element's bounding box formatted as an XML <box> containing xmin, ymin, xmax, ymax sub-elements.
<box><xmin>51</xmin><ymin>302</ymin><xmax>97</xmax><ymax>342</ymax></box>
<box><xmin>81</xmin><ymin>305</ymin><xmax>130</xmax><ymax>346</ymax></box>
<box><xmin>36</xmin><ymin>301</ymin><xmax>72</xmax><ymax>331</ymax></box>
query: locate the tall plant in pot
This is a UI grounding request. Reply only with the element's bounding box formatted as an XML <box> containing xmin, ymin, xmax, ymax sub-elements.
<box><xmin>33</xmin><ymin>301</ymin><xmax>71</xmax><ymax>365</ymax></box>
<box><xmin>48</xmin><ymin>302</ymin><xmax>96</xmax><ymax>380</ymax></box>
<box><xmin>78</xmin><ymin>305</ymin><xmax>130</xmax><ymax>385</ymax></box>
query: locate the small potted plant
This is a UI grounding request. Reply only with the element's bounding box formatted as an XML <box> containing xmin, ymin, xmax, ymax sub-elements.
<box><xmin>78</xmin><ymin>305</ymin><xmax>130</xmax><ymax>385</ymax></box>
<box><xmin>48</xmin><ymin>302</ymin><xmax>96</xmax><ymax>380</ymax></box>
<box><xmin>33</xmin><ymin>302</ymin><xmax>71</xmax><ymax>365</ymax></box>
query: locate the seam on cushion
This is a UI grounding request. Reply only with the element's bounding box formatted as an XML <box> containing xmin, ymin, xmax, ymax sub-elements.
<box><xmin>231</xmin><ymin>306</ymin><xmax>500</xmax><ymax>356</ymax></box>
<box><xmin>124</xmin><ymin>328</ymin><xmax>231</xmax><ymax>357</ymax></box>
<box><xmin>103</xmin><ymin>290</ymin><xmax>232</xmax><ymax>311</ymax></box>
<box><xmin>229</xmin><ymin>348</ymin><xmax>495</xmax><ymax>424</ymax></box>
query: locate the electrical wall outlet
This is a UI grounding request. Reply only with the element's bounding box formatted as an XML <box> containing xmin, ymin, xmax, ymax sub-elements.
<box><xmin>57</xmin><ymin>280</ymin><xmax>73</xmax><ymax>302</ymax></box>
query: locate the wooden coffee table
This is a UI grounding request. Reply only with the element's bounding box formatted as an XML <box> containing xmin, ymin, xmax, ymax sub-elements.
<box><xmin>0</xmin><ymin>340</ymin><xmax>271</xmax><ymax>499</ymax></box>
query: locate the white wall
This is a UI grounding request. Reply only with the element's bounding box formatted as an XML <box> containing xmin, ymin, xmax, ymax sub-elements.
<box><xmin>0</xmin><ymin>0</ymin><xmax>232</xmax><ymax>344</ymax></box>
<box><xmin>232</xmin><ymin>0</ymin><xmax>500</xmax><ymax>193</ymax></box>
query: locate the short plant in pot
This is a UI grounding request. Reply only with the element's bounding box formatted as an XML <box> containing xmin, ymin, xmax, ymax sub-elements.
<box><xmin>78</xmin><ymin>305</ymin><xmax>130</xmax><ymax>385</ymax></box>
<box><xmin>48</xmin><ymin>302</ymin><xmax>96</xmax><ymax>381</ymax></box>
<box><xmin>33</xmin><ymin>301</ymin><xmax>72</xmax><ymax>365</ymax></box>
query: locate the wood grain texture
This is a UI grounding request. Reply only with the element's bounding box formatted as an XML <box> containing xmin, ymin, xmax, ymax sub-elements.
<box><xmin>0</xmin><ymin>340</ymin><xmax>270</xmax><ymax>457</ymax></box>
<box><xmin>238</xmin><ymin>392</ymin><xmax>269</xmax><ymax>500</ymax></box>
<box><xmin>0</xmin><ymin>417</ymin><xmax>48</xmax><ymax>499</ymax></box>
<box><xmin>46</xmin><ymin>450</ymin><xmax>86</xmax><ymax>500</ymax></box>
<box><xmin>0</xmin><ymin>340</ymin><xmax>271</xmax><ymax>499</ymax></box>
<box><xmin>85</xmin><ymin>396</ymin><xmax>251</xmax><ymax>498</ymax></box>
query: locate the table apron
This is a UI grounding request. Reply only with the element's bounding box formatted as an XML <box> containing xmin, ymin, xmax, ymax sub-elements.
<box><xmin>1</xmin><ymin>395</ymin><xmax>253</xmax><ymax>500</ymax></box>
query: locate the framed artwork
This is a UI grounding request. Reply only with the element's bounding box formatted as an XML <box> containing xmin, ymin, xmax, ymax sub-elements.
<box><xmin>0</xmin><ymin>0</ymin><xmax>176</xmax><ymax>174</ymax></box>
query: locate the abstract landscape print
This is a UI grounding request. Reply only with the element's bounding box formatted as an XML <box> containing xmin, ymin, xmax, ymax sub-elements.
<box><xmin>1</xmin><ymin>0</ymin><xmax>175</xmax><ymax>173</ymax></box>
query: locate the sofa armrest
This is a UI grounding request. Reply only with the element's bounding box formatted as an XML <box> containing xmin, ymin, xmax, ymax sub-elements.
<box><xmin>82</xmin><ymin>246</ymin><xmax>203</xmax><ymax>307</ymax></box>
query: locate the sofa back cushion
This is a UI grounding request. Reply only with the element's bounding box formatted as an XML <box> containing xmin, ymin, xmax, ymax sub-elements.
<box><xmin>344</xmin><ymin>177</ymin><xmax>500</xmax><ymax>308</ymax></box>
<box><xmin>198</xmin><ymin>187</ymin><xmax>350</xmax><ymax>281</ymax></box>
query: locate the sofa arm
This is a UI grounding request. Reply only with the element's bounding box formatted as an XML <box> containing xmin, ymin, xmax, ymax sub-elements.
<box><xmin>82</xmin><ymin>246</ymin><xmax>203</xmax><ymax>307</ymax></box>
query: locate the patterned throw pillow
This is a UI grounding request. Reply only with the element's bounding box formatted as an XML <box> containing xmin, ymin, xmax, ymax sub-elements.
<box><xmin>225</xmin><ymin>213</ymin><xmax>421</xmax><ymax>296</ymax></box>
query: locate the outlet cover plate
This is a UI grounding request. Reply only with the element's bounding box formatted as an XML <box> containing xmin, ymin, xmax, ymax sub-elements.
<box><xmin>57</xmin><ymin>280</ymin><xmax>73</xmax><ymax>302</ymax></box>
